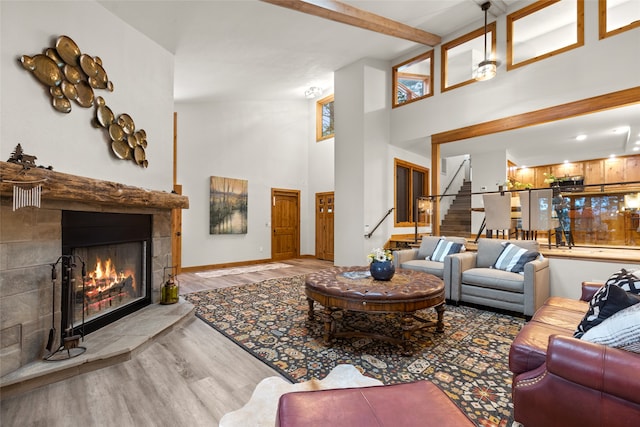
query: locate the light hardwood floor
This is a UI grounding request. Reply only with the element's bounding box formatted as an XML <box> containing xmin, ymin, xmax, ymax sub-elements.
<box><xmin>0</xmin><ymin>258</ymin><xmax>333</xmax><ymax>427</ymax></box>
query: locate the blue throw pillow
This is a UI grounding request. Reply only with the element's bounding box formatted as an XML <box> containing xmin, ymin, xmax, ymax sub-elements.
<box><xmin>491</xmin><ymin>242</ymin><xmax>539</xmax><ymax>274</ymax></box>
<box><xmin>427</xmin><ymin>239</ymin><xmax>464</xmax><ymax>262</ymax></box>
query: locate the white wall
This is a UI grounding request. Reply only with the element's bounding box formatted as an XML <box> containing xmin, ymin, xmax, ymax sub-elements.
<box><xmin>335</xmin><ymin>58</ymin><xmax>397</xmax><ymax>266</ymax></box>
<box><xmin>0</xmin><ymin>1</ymin><xmax>174</xmax><ymax>192</ymax></box>
<box><xmin>549</xmin><ymin>259</ymin><xmax>639</xmax><ymax>299</ymax></box>
<box><xmin>334</xmin><ymin>59</ymin><xmax>367</xmax><ymax>266</ymax></box>
<box><xmin>174</xmin><ymin>100</ymin><xmax>316</xmax><ymax>267</ymax></box>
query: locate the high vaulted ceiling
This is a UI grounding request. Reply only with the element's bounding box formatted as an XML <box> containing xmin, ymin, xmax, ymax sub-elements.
<box><xmin>99</xmin><ymin>0</ymin><xmax>515</xmax><ymax>102</ymax></box>
<box><xmin>98</xmin><ymin>0</ymin><xmax>639</xmax><ymax>166</ymax></box>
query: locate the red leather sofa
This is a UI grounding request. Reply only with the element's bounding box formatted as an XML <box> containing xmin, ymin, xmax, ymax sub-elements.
<box><xmin>509</xmin><ymin>282</ymin><xmax>640</xmax><ymax>427</ymax></box>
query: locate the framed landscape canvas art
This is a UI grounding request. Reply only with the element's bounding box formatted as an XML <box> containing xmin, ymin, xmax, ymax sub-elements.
<box><xmin>210</xmin><ymin>176</ymin><xmax>248</xmax><ymax>234</ymax></box>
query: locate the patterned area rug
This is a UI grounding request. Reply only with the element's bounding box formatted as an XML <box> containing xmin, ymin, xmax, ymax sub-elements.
<box><xmin>185</xmin><ymin>275</ymin><xmax>525</xmax><ymax>427</ymax></box>
<box><xmin>194</xmin><ymin>262</ymin><xmax>291</xmax><ymax>278</ymax></box>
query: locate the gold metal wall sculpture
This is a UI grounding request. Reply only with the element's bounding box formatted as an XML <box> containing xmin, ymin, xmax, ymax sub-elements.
<box><xmin>20</xmin><ymin>35</ymin><xmax>149</xmax><ymax>168</ymax></box>
<box><xmin>20</xmin><ymin>36</ymin><xmax>113</xmax><ymax>113</ymax></box>
<box><xmin>94</xmin><ymin>97</ymin><xmax>148</xmax><ymax>167</ymax></box>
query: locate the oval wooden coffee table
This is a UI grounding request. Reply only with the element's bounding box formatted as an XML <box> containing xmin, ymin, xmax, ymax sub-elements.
<box><xmin>305</xmin><ymin>267</ymin><xmax>445</xmax><ymax>355</ymax></box>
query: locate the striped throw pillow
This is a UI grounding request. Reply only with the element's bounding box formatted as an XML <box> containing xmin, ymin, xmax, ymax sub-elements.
<box><xmin>428</xmin><ymin>239</ymin><xmax>464</xmax><ymax>262</ymax></box>
<box><xmin>581</xmin><ymin>303</ymin><xmax>640</xmax><ymax>353</ymax></box>
<box><xmin>491</xmin><ymin>242</ymin><xmax>539</xmax><ymax>274</ymax></box>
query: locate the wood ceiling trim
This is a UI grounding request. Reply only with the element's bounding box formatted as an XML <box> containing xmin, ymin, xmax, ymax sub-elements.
<box><xmin>262</xmin><ymin>0</ymin><xmax>441</xmax><ymax>46</ymax></box>
<box><xmin>431</xmin><ymin>86</ymin><xmax>640</xmax><ymax>145</ymax></box>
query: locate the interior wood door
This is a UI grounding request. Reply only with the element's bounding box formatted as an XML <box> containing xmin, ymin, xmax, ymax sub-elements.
<box><xmin>315</xmin><ymin>192</ymin><xmax>334</xmax><ymax>261</ymax></box>
<box><xmin>271</xmin><ymin>189</ymin><xmax>300</xmax><ymax>261</ymax></box>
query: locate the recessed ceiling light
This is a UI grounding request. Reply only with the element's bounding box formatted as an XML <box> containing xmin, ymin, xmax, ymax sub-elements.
<box><xmin>563</xmin><ymin>160</ymin><xmax>569</xmax><ymax>164</ymax></box>
<box><xmin>634</xmin><ymin>147</ymin><xmax>640</xmax><ymax>152</ymax></box>
<box><xmin>635</xmin><ymin>140</ymin><xmax>640</xmax><ymax>145</ymax></box>
<box><xmin>609</xmin><ymin>154</ymin><xmax>616</xmax><ymax>158</ymax></box>
<box><xmin>575</xmin><ymin>134</ymin><xmax>587</xmax><ymax>141</ymax></box>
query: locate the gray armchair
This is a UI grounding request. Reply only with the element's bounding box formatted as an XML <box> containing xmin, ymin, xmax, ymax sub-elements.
<box><xmin>393</xmin><ymin>236</ymin><xmax>467</xmax><ymax>300</ymax></box>
<box><xmin>448</xmin><ymin>238</ymin><xmax>549</xmax><ymax>316</ymax></box>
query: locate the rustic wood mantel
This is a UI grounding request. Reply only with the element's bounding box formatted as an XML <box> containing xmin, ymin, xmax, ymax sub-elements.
<box><xmin>0</xmin><ymin>161</ymin><xmax>189</xmax><ymax>210</ymax></box>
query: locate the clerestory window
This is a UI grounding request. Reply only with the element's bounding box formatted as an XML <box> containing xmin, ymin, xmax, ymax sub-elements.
<box><xmin>392</xmin><ymin>50</ymin><xmax>434</xmax><ymax>107</ymax></box>
<box><xmin>599</xmin><ymin>0</ymin><xmax>640</xmax><ymax>39</ymax></box>
<box><xmin>507</xmin><ymin>0</ymin><xmax>584</xmax><ymax>70</ymax></box>
<box><xmin>441</xmin><ymin>22</ymin><xmax>496</xmax><ymax>92</ymax></box>
<box><xmin>316</xmin><ymin>94</ymin><xmax>334</xmax><ymax>142</ymax></box>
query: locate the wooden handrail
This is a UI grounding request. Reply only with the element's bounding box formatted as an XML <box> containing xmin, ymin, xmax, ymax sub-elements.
<box><xmin>365</xmin><ymin>207</ymin><xmax>394</xmax><ymax>239</ymax></box>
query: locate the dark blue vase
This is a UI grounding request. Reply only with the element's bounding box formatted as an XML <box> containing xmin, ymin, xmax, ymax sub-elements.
<box><xmin>369</xmin><ymin>261</ymin><xmax>395</xmax><ymax>281</ymax></box>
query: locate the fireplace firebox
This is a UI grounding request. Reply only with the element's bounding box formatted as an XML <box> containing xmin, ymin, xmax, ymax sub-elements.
<box><xmin>61</xmin><ymin>211</ymin><xmax>152</xmax><ymax>338</ymax></box>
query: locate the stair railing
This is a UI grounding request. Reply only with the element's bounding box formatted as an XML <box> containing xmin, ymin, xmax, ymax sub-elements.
<box><xmin>365</xmin><ymin>207</ymin><xmax>394</xmax><ymax>239</ymax></box>
<box><xmin>440</xmin><ymin>158</ymin><xmax>469</xmax><ymax>202</ymax></box>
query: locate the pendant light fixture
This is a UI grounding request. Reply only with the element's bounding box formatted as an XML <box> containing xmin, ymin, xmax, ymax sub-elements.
<box><xmin>304</xmin><ymin>86</ymin><xmax>323</xmax><ymax>99</ymax></box>
<box><xmin>474</xmin><ymin>1</ymin><xmax>497</xmax><ymax>82</ymax></box>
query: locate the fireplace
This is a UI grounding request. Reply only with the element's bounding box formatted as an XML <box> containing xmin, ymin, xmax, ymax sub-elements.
<box><xmin>0</xmin><ymin>160</ymin><xmax>188</xmax><ymax>376</ymax></box>
<box><xmin>61</xmin><ymin>211</ymin><xmax>152</xmax><ymax>338</ymax></box>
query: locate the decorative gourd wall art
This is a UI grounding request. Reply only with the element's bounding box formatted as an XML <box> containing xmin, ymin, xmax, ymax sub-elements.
<box><xmin>20</xmin><ymin>35</ymin><xmax>148</xmax><ymax>167</ymax></box>
<box><xmin>94</xmin><ymin>97</ymin><xmax>148</xmax><ymax>167</ymax></box>
<box><xmin>20</xmin><ymin>35</ymin><xmax>113</xmax><ymax>113</ymax></box>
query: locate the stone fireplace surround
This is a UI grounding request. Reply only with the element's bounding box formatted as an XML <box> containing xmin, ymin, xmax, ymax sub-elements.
<box><xmin>0</xmin><ymin>161</ymin><xmax>189</xmax><ymax>378</ymax></box>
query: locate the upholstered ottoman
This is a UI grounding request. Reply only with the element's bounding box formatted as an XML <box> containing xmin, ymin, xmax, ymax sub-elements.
<box><xmin>274</xmin><ymin>380</ymin><xmax>474</xmax><ymax>427</ymax></box>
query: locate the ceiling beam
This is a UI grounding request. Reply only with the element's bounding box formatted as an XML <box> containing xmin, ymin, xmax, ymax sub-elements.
<box><xmin>261</xmin><ymin>0</ymin><xmax>442</xmax><ymax>46</ymax></box>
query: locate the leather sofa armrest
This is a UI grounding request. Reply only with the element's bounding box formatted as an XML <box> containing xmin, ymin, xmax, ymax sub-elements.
<box><xmin>513</xmin><ymin>335</ymin><xmax>640</xmax><ymax>426</ymax></box>
<box><xmin>581</xmin><ymin>281</ymin><xmax>603</xmax><ymax>301</ymax></box>
<box><xmin>522</xmin><ymin>257</ymin><xmax>550</xmax><ymax>317</ymax></box>
<box><xmin>447</xmin><ymin>252</ymin><xmax>476</xmax><ymax>302</ymax></box>
<box><xmin>545</xmin><ymin>335</ymin><xmax>640</xmax><ymax>403</ymax></box>
<box><xmin>392</xmin><ymin>248</ymin><xmax>419</xmax><ymax>269</ymax></box>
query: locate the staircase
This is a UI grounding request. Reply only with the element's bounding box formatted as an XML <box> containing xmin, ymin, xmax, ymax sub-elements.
<box><xmin>439</xmin><ymin>180</ymin><xmax>471</xmax><ymax>236</ymax></box>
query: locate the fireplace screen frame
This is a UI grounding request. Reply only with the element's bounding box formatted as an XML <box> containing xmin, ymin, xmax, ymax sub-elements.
<box><xmin>61</xmin><ymin>211</ymin><xmax>152</xmax><ymax>337</ymax></box>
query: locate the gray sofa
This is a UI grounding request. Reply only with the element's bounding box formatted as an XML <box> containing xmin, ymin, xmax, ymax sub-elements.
<box><xmin>393</xmin><ymin>236</ymin><xmax>467</xmax><ymax>299</ymax></box>
<box><xmin>448</xmin><ymin>238</ymin><xmax>550</xmax><ymax>316</ymax></box>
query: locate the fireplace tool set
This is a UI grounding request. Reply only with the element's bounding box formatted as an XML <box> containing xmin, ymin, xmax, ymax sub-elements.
<box><xmin>44</xmin><ymin>255</ymin><xmax>87</xmax><ymax>361</ymax></box>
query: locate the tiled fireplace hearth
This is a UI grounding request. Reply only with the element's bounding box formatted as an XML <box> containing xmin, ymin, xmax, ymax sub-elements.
<box><xmin>0</xmin><ymin>161</ymin><xmax>188</xmax><ymax>377</ymax></box>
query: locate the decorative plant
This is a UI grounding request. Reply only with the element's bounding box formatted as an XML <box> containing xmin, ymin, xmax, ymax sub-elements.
<box><xmin>367</xmin><ymin>248</ymin><xmax>393</xmax><ymax>263</ymax></box>
<box><xmin>543</xmin><ymin>173</ymin><xmax>557</xmax><ymax>184</ymax></box>
<box><xmin>505</xmin><ymin>177</ymin><xmax>532</xmax><ymax>190</ymax></box>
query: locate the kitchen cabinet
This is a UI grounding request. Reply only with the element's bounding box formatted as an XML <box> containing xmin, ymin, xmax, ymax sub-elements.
<box><xmin>625</xmin><ymin>157</ymin><xmax>640</xmax><ymax>182</ymax></box>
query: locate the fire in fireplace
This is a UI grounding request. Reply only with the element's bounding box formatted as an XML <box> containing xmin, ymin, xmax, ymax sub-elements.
<box><xmin>73</xmin><ymin>243</ymin><xmax>144</xmax><ymax>326</ymax></box>
<box><xmin>61</xmin><ymin>211</ymin><xmax>152</xmax><ymax>338</ymax></box>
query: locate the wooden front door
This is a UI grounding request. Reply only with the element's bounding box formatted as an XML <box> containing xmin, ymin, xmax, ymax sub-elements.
<box><xmin>271</xmin><ymin>188</ymin><xmax>300</xmax><ymax>261</ymax></box>
<box><xmin>315</xmin><ymin>192</ymin><xmax>334</xmax><ymax>261</ymax></box>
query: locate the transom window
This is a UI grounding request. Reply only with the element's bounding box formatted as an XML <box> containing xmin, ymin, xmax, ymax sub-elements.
<box><xmin>392</xmin><ymin>50</ymin><xmax>434</xmax><ymax>108</ymax></box>
<box><xmin>441</xmin><ymin>22</ymin><xmax>496</xmax><ymax>92</ymax></box>
<box><xmin>395</xmin><ymin>159</ymin><xmax>429</xmax><ymax>226</ymax></box>
<box><xmin>507</xmin><ymin>0</ymin><xmax>584</xmax><ymax>70</ymax></box>
<box><xmin>316</xmin><ymin>94</ymin><xmax>334</xmax><ymax>142</ymax></box>
<box><xmin>599</xmin><ymin>0</ymin><xmax>640</xmax><ymax>39</ymax></box>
